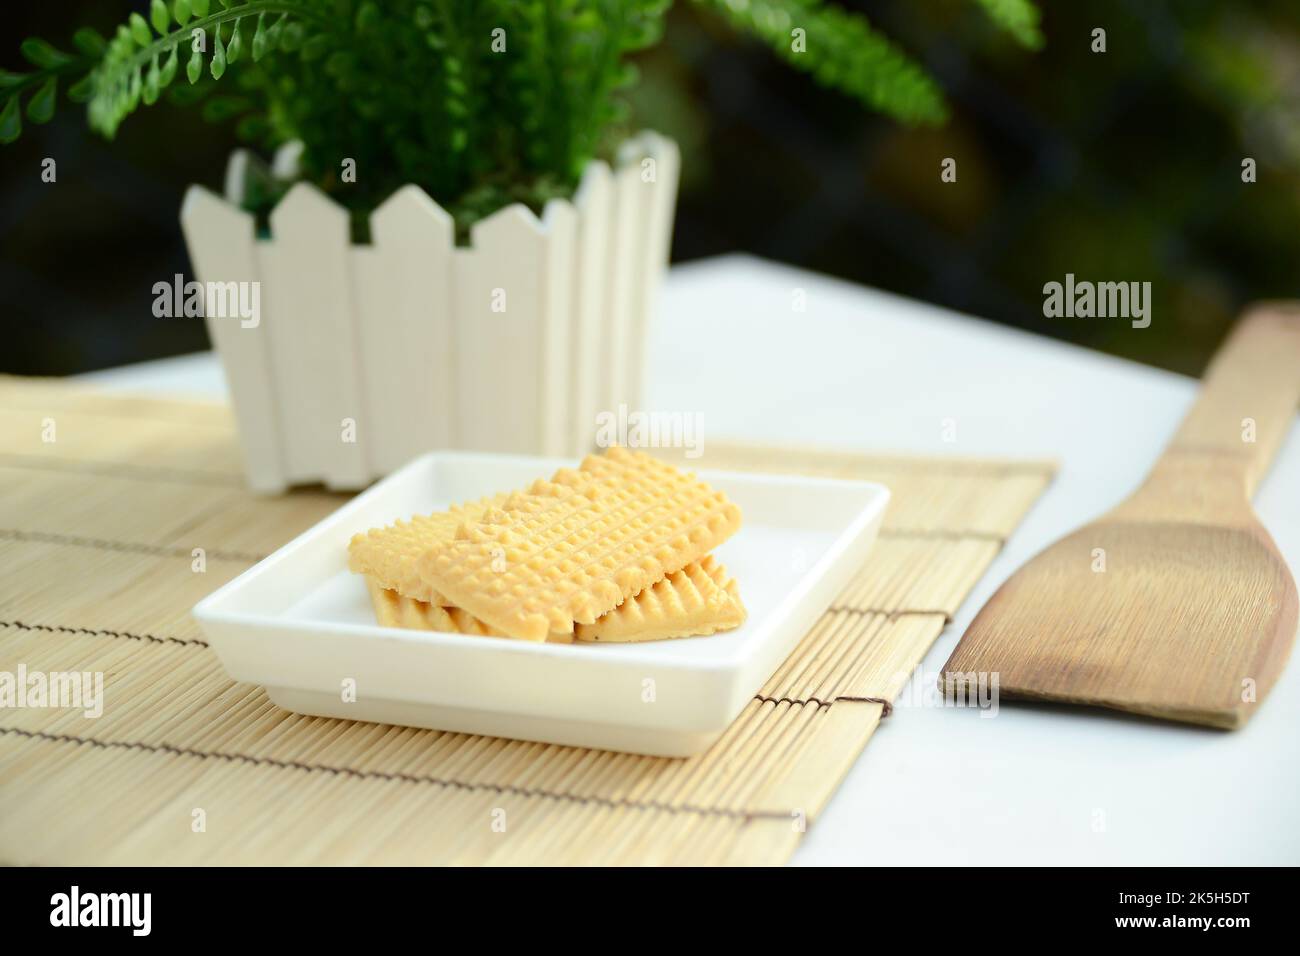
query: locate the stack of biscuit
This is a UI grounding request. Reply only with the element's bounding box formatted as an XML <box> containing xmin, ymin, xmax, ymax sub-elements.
<box><xmin>348</xmin><ymin>447</ymin><xmax>746</xmax><ymax>643</ymax></box>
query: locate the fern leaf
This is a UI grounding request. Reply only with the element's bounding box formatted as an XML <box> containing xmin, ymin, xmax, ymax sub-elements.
<box><xmin>86</xmin><ymin>0</ymin><xmax>325</xmax><ymax>138</ymax></box>
<box><xmin>972</xmin><ymin>0</ymin><xmax>1044</xmax><ymax>49</ymax></box>
<box><xmin>695</xmin><ymin>0</ymin><xmax>949</xmax><ymax>125</ymax></box>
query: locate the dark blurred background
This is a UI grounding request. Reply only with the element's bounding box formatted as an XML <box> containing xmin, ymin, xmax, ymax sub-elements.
<box><xmin>3</xmin><ymin>0</ymin><xmax>1298</xmax><ymax>377</ymax></box>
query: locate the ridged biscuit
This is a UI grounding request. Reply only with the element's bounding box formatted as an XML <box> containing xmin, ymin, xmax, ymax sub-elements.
<box><xmin>347</xmin><ymin>485</ymin><xmax>584</xmax><ymax>605</ymax></box>
<box><xmin>365</xmin><ymin>558</ymin><xmax>742</xmax><ymax>644</ymax></box>
<box><xmin>416</xmin><ymin>448</ymin><xmax>743</xmax><ymax>641</ymax></box>
<box><xmin>348</xmin><ymin>494</ymin><xmax>509</xmax><ymax>604</ymax></box>
<box><xmin>365</xmin><ymin>578</ymin><xmax>575</xmax><ymax>642</ymax></box>
<box><xmin>574</xmin><ymin>555</ymin><xmax>745</xmax><ymax>642</ymax></box>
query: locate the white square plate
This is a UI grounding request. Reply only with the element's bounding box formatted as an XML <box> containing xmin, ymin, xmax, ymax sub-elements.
<box><xmin>193</xmin><ymin>452</ymin><xmax>889</xmax><ymax>756</ymax></box>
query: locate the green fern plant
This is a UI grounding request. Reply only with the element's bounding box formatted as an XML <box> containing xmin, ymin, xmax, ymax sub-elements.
<box><xmin>1</xmin><ymin>0</ymin><xmax>1041</xmax><ymax>232</ymax></box>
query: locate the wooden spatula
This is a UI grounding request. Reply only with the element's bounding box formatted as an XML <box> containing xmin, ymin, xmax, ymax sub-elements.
<box><xmin>942</xmin><ymin>303</ymin><xmax>1300</xmax><ymax>728</ymax></box>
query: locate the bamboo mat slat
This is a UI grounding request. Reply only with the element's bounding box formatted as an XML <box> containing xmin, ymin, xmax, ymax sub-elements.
<box><xmin>0</xmin><ymin>376</ymin><xmax>1054</xmax><ymax>865</ymax></box>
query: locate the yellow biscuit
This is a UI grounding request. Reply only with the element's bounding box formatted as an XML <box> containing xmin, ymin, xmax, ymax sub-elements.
<box><xmin>348</xmin><ymin>492</ymin><xmax>510</xmax><ymax>604</ymax></box>
<box><xmin>366</xmin><ymin>577</ymin><xmax>459</xmax><ymax>630</ymax></box>
<box><xmin>365</xmin><ymin>578</ymin><xmax>574</xmax><ymax>642</ymax></box>
<box><xmin>348</xmin><ymin>486</ymin><xmax>579</xmax><ymax>605</ymax></box>
<box><xmin>365</xmin><ymin>558</ymin><xmax>741</xmax><ymax>644</ymax></box>
<box><xmin>574</xmin><ymin>555</ymin><xmax>745</xmax><ymax>643</ymax></box>
<box><xmin>416</xmin><ymin>447</ymin><xmax>743</xmax><ymax>641</ymax></box>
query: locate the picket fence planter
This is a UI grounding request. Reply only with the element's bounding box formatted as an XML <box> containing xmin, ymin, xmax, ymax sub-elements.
<box><xmin>180</xmin><ymin>131</ymin><xmax>679</xmax><ymax>493</ymax></box>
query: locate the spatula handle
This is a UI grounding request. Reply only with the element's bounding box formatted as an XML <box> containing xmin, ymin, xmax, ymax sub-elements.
<box><xmin>1165</xmin><ymin>302</ymin><xmax>1300</xmax><ymax>500</ymax></box>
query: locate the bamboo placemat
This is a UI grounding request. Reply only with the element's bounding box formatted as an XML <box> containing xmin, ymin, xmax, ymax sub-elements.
<box><xmin>0</xmin><ymin>376</ymin><xmax>1054</xmax><ymax>865</ymax></box>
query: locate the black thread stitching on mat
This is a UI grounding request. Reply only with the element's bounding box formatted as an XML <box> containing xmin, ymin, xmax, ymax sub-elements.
<box><xmin>0</xmin><ymin>624</ymin><xmax>869</xmax><ymax>712</ymax></box>
<box><xmin>0</xmin><ymin>618</ymin><xmax>875</xmax><ymax>712</ymax></box>
<box><xmin>0</xmin><ymin>529</ymin><xmax>264</xmax><ymax>564</ymax></box>
<box><xmin>836</xmin><ymin>696</ymin><xmax>894</xmax><ymax>717</ymax></box>
<box><xmin>0</xmin><ymin>453</ymin><xmax>244</xmax><ymax>487</ymax></box>
<box><xmin>1</xmin><ymin>620</ymin><xmax>206</xmax><ymax>648</ymax></box>
<box><xmin>0</xmin><ymin>727</ymin><xmax>794</xmax><ymax>822</ymax></box>
<box><xmin>826</xmin><ymin>606</ymin><xmax>952</xmax><ymax>621</ymax></box>
<box><xmin>755</xmin><ymin>694</ymin><xmax>832</xmax><ymax>710</ymax></box>
<box><xmin>753</xmin><ymin>694</ymin><xmax>892</xmax><ymax>717</ymax></box>
<box><xmin>1</xmin><ymin>613</ymin><xmax>920</xmax><ymax>706</ymax></box>
<box><xmin>3</xmin><ymin>523</ymin><xmax>1000</xmax><ymax>569</ymax></box>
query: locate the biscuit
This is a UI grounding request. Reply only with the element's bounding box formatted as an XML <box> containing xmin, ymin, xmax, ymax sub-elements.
<box><xmin>365</xmin><ymin>557</ymin><xmax>742</xmax><ymax>643</ymax></box>
<box><xmin>348</xmin><ymin>485</ymin><xmax>582</xmax><ymax>605</ymax></box>
<box><xmin>574</xmin><ymin>555</ymin><xmax>745</xmax><ymax>642</ymax></box>
<box><xmin>415</xmin><ymin>448</ymin><xmax>743</xmax><ymax>640</ymax></box>
<box><xmin>349</xmin><ymin>492</ymin><xmax>527</xmax><ymax>604</ymax></box>
<box><xmin>365</xmin><ymin>578</ymin><xmax>577</xmax><ymax>642</ymax></box>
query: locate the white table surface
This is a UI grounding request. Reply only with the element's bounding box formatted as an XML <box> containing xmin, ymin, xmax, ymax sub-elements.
<box><xmin>83</xmin><ymin>253</ymin><xmax>1300</xmax><ymax>866</ymax></box>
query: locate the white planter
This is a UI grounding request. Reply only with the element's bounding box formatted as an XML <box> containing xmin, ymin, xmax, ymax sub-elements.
<box><xmin>180</xmin><ymin>131</ymin><xmax>679</xmax><ymax>493</ymax></box>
